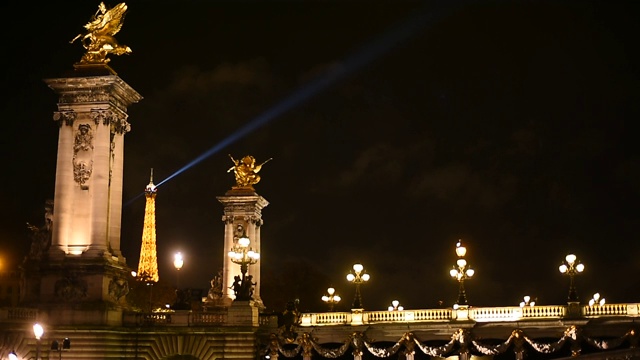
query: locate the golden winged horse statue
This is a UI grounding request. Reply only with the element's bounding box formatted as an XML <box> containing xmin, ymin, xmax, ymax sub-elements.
<box><xmin>71</xmin><ymin>2</ymin><xmax>132</xmax><ymax>64</ymax></box>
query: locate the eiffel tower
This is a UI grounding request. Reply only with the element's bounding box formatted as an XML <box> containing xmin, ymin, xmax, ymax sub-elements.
<box><xmin>137</xmin><ymin>169</ymin><xmax>159</xmax><ymax>284</ymax></box>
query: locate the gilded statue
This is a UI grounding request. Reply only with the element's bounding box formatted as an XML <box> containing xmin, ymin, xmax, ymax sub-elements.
<box><xmin>227</xmin><ymin>154</ymin><xmax>272</xmax><ymax>188</ymax></box>
<box><xmin>70</xmin><ymin>2</ymin><xmax>132</xmax><ymax>64</ymax></box>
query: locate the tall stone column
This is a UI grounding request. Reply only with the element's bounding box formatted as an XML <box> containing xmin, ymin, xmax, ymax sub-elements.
<box><xmin>45</xmin><ymin>69</ymin><xmax>141</xmax><ymax>260</ymax></box>
<box><xmin>25</xmin><ymin>66</ymin><xmax>142</xmax><ymax>325</ymax></box>
<box><xmin>218</xmin><ymin>188</ymin><xmax>268</xmax><ymax>309</ymax></box>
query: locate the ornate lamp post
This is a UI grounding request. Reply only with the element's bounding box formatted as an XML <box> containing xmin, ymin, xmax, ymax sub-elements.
<box><xmin>388</xmin><ymin>300</ymin><xmax>404</xmax><ymax>311</ymax></box>
<box><xmin>33</xmin><ymin>323</ymin><xmax>44</xmax><ymax>360</ymax></box>
<box><xmin>558</xmin><ymin>254</ymin><xmax>584</xmax><ymax>302</ymax></box>
<box><xmin>228</xmin><ymin>230</ymin><xmax>260</xmax><ymax>301</ymax></box>
<box><xmin>173</xmin><ymin>252</ymin><xmax>184</xmax><ymax>289</ymax></box>
<box><xmin>449</xmin><ymin>239</ymin><xmax>474</xmax><ymax>306</ymax></box>
<box><xmin>321</xmin><ymin>287</ymin><xmax>341</xmax><ymax>311</ymax></box>
<box><xmin>346</xmin><ymin>263</ymin><xmax>370</xmax><ymax>309</ymax></box>
<box><xmin>589</xmin><ymin>293</ymin><xmax>605</xmax><ymax>307</ymax></box>
<box><xmin>520</xmin><ymin>295</ymin><xmax>536</xmax><ymax>307</ymax></box>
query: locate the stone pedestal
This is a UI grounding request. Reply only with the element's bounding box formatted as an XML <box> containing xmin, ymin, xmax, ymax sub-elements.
<box><xmin>19</xmin><ymin>66</ymin><xmax>142</xmax><ymax>325</ymax></box>
<box><xmin>203</xmin><ymin>296</ymin><xmax>232</xmax><ymax>310</ymax></box>
<box><xmin>453</xmin><ymin>305</ymin><xmax>470</xmax><ymax>321</ymax></box>
<box><xmin>228</xmin><ymin>300</ymin><xmax>259</xmax><ymax>326</ymax></box>
<box><xmin>44</xmin><ymin>69</ymin><xmax>141</xmax><ymax>264</ymax></box>
<box><xmin>566</xmin><ymin>301</ymin><xmax>582</xmax><ymax>318</ymax></box>
<box><xmin>218</xmin><ymin>188</ymin><xmax>268</xmax><ymax>309</ymax></box>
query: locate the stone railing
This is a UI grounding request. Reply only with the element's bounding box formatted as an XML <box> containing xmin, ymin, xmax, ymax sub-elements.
<box><xmin>121</xmin><ymin>309</ymin><xmax>277</xmax><ymax>328</ymax></box>
<box><xmin>584</xmin><ymin>303</ymin><xmax>636</xmax><ymax>317</ymax></box>
<box><xmin>191</xmin><ymin>311</ymin><xmax>227</xmax><ymax>325</ymax></box>
<box><xmin>298</xmin><ymin>303</ymin><xmax>640</xmax><ymax>326</ymax></box>
<box><xmin>2</xmin><ymin>303</ymin><xmax>638</xmax><ymax>327</ymax></box>
<box><xmin>0</xmin><ymin>308</ymin><xmax>38</xmax><ymax>322</ymax></box>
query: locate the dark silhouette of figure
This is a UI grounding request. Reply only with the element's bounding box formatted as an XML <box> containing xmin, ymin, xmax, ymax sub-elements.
<box><xmin>242</xmin><ymin>275</ymin><xmax>255</xmax><ymax>299</ymax></box>
<box><xmin>26</xmin><ymin>199</ymin><xmax>54</xmax><ymax>261</ymax></box>
<box><xmin>232</xmin><ymin>274</ymin><xmax>256</xmax><ymax>301</ymax></box>
<box><xmin>174</xmin><ymin>289</ymin><xmax>191</xmax><ymax>310</ymax></box>
<box><xmin>231</xmin><ymin>275</ymin><xmax>242</xmax><ymax>298</ymax></box>
<box><xmin>279</xmin><ymin>300</ymin><xmax>301</xmax><ymax>340</ymax></box>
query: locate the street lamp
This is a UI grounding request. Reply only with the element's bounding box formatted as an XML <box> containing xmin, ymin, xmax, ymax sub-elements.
<box><xmin>321</xmin><ymin>287</ymin><xmax>341</xmax><ymax>311</ymax></box>
<box><xmin>51</xmin><ymin>338</ymin><xmax>71</xmax><ymax>360</ymax></box>
<box><xmin>559</xmin><ymin>254</ymin><xmax>584</xmax><ymax>302</ymax></box>
<box><xmin>33</xmin><ymin>323</ymin><xmax>43</xmax><ymax>360</ymax></box>
<box><xmin>173</xmin><ymin>252</ymin><xmax>184</xmax><ymax>289</ymax></box>
<box><xmin>228</xmin><ymin>227</ymin><xmax>260</xmax><ymax>301</ymax></box>
<box><xmin>449</xmin><ymin>239</ymin><xmax>474</xmax><ymax>306</ymax></box>
<box><xmin>388</xmin><ymin>300</ymin><xmax>404</xmax><ymax>311</ymax></box>
<box><xmin>346</xmin><ymin>263</ymin><xmax>370</xmax><ymax>309</ymax></box>
<box><xmin>589</xmin><ymin>293</ymin><xmax>605</xmax><ymax>307</ymax></box>
<box><xmin>520</xmin><ymin>295</ymin><xmax>536</xmax><ymax>307</ymax></box>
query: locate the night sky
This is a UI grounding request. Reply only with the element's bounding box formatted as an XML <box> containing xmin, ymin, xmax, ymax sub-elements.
<box><xmin>1</xmin><ymin>0</ymin><xmax>639</xmax><ymax>313</ymax></box>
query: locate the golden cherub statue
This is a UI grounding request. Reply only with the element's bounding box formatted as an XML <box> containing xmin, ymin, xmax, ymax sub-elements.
<box><xmin>227</xmin><ymin>154</ymin><xmax>272</xmax><ymax>188</ymax></box>
<box><xmin>70</xmin><ymin>2</ymin><xmax>132</xmax><ymax>64</ymax></box>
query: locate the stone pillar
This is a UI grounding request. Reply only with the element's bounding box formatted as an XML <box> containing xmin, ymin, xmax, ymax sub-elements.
<box><xmin>25</xmin><ymin>66</ymin><xmax>142</xmax><ymax>324</ymax></box>
<box><xmin>45</xmin><ymin>68</ymin><xmax>141</xmax><ymax>260</ymax></box>
<box><xmin>227</xmin><ymin>300</ymin><xmax>260</xmax><ymax>326</ymax></box>
<box><xmin>218</xmin><ymin>188</ymin><xmax>268</xmax><ymax>309</ymax></box>
<box><xmin>565</xmin><ymin>301</ymin><xmax>582</xmax><ymax>318</ymax></box>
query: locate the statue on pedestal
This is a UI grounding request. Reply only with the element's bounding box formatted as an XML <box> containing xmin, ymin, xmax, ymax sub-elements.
<box><xmin>70</xmin><ymin>2</ymin><xmax>132</xmax><ymax>65</ymax></box>
<box><xmin>227</xmin><ymin>154</ymin><xmax>271</xmax><ymax>188</ymax></box>
<box><xmin>208</xmin><ymin>270</ymin><xmax>224</xmax><ymax>300</ymax></box>
<box><xmin>25</xmin><ymin>200</ymin><xmax>54</xmax><ymax>261</ymax></box>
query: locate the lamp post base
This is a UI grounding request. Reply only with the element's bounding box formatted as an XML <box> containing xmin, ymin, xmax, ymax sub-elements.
<box><xmin>228</xmin><ymin>300</ymin><xmax>259</xmax><ymax>326</ymax></box>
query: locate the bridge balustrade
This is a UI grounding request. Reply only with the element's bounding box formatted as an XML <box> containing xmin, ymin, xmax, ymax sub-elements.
<box><xmin>297</xmin><ymin>303</ymin><xmax>639</xmax><ymax>326</ymax></box>
<box><xmin>2</xmin><ymin>303</ymin><xmax>638</xmax><ymax>327</ymax></box>
<box><xmin>4</xmin><ymin>308</ymin><xmax>38</xmax><ymax>321</ymax></box>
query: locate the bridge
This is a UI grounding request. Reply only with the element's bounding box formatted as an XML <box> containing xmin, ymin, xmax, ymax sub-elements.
<box><xmin>2</xmin><ymin>302</ymin><xmax>640</xmax><ymax>359</ymax></box>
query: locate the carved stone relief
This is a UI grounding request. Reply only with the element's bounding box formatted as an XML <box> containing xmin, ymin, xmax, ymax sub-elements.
<box><xmin>110</xmin><ymin>115</ymin><xmax>131</xmax><ymax>135</ymax></box>
<box><xmin>53</xmin><ymin>110</ymin><xmax>77</xmax><ymax>127</ymax></box>
<box><xmin>108</xmin><ymin>276</ymin><xmax>129</xmax><ymax>301</ymax></box>
<box><xmin>221</xmin><ymin>214</ymin><xmax>263</xmax><ymax>226</ymax></box>
<box><xmin>72</xmin><ymin>123</ymin><xmax>94</xmax><ymax>189</ymax></box>
<box><xmin>60</xmin><ymin>92</ymin><xmax>110</xmax><ymax>104</ymax></box>
<box><xmin>54</xmin><ymin>276</ymin><xmax>88</xmax><ymax>302</ymax></box>
<box><xmin>109</xmin><ymin>135</ymin><xmax>116</xmax><ymax>184</ymax></box>
<box><xmin>91</xmin><ymin>109</ymin><xmax>115</xmax><ymax>125</ymax></box>
<box><xmin>233</xmin><ymin>223</ymin><xmax>246</xmax><ymax>240</ymax></box>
